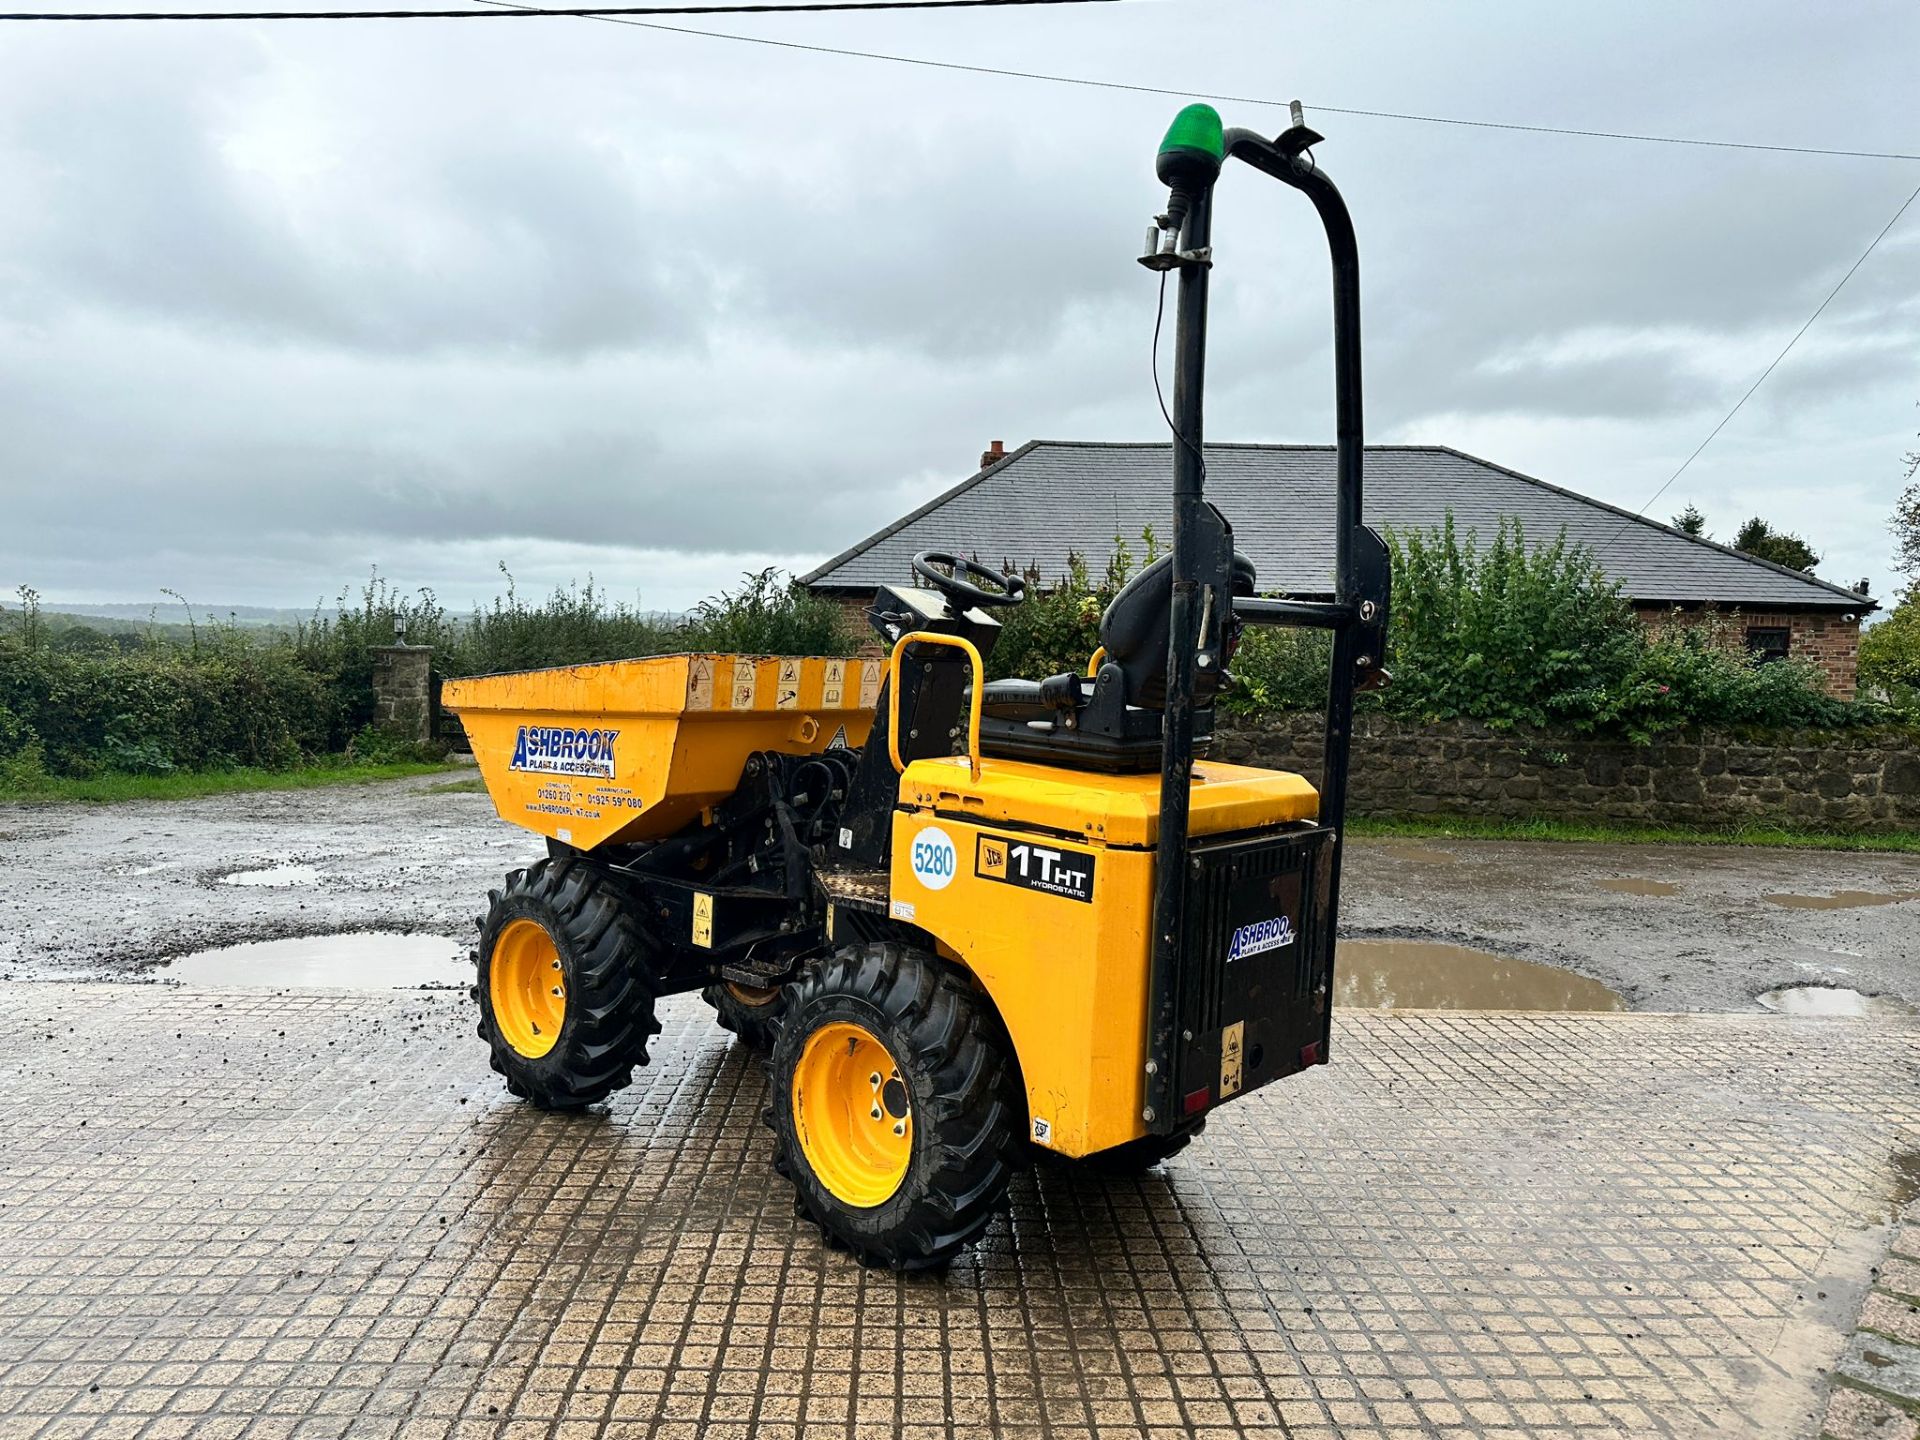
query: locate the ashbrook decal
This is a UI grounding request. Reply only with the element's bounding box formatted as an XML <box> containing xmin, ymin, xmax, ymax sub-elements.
<box><xmin>509</xmin><ymin>726</ymin><xmax>621</xmax><ymax>780</ymax></box>
<box><xmin>1226</xmin><ymin>915</ymin><xmax>1296</xmax><ymax>962</ymax></box>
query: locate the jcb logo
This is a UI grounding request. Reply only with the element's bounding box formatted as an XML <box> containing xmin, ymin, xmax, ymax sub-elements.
<box><xmin>978</xmin><ymin>838</ymin><xmax>1008</xmax><ymax>876</ymax></box>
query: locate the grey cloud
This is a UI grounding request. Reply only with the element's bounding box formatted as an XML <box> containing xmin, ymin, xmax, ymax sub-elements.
<box><xmin>2</xmin><ymin>0</ymin><xmax>1917</xmax><ymax>610</ymax></box>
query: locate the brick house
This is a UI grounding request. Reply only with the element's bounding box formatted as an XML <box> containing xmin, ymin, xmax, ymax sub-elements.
<box><xmin>803</xmin><ymin>440</ymin><xmax>1877</xmax><ymax>695</ymax></box>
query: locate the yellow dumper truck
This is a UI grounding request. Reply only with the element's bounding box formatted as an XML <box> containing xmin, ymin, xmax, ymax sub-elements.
<box><xmin>443</xmin><ymin>105</ymin><xmax>1389</xmax><ymax>1269</ymax></box>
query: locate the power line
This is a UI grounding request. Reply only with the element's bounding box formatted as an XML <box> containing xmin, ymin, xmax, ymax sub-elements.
<box><xmin>472</xmin><ymin>1</ymin><xmax>1920</xmax><ymax>165</ymax></box>
<box><xmin>1598</xmin><ymin>177</ymin><xmax>1920</xmax><ymax>556</ymax></box>
<box><xmin>0</xmin><ymin>0</ymin><xmax>1116</xmax><ymax>19</ymax></box>
<box><xmin>18</xmin><ymin>0</ymin><xmax>1915</xmax><ymax>165</ymax></box>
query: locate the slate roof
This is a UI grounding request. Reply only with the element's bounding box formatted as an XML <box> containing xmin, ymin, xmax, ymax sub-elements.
<box><xmin>804</xmin><ymin>441</ymin><xmax>1873</xmax><ymax>612</ymax></box>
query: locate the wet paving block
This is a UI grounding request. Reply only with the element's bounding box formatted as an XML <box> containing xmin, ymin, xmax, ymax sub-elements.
<box><xmin>1862</xmin><ymin>1293</ymin><xmax>1920</xmax><ymax>1348</ymax></box>
<box><xmin>1822</xmin><ymin>1385</ymin><xmax>1920</xmax><ymax>1440</ymax></box>
<box><xmin>1885</xmin><ymin>1258</ymin><xmax>1920</xmax><ymax>1303</ymax></box>
<box><xmin>0</xmin><ymin>985</ymin><xmax>1916</xmax><ymax>1439</ymax></box>
<box><xmin>1838</xmin><ymin>1335</ymin><xmax>1920</xmax><ymax>1407</ymax></box>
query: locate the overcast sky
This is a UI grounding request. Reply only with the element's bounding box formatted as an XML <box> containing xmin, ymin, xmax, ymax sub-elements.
<box><xmin>1</xmin><ymin>0</ymin><xmax>1915</xmax><ymax>615</ymax></box>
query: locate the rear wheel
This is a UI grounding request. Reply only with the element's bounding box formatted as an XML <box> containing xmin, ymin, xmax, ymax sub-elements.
<box><xmin>473</xmin><ymin>857</ymin><xmax>660</xmax><ymax>1110</ymax></box>
<box><xmin>702</xmin><ymin>979</ymin><xmax>783</xmax><ymax>1052</ymax></box>
<box><xmin>768</xmin><ymin>942</ymin><xmax>1022</xmax><ymax>1270</ymax></box>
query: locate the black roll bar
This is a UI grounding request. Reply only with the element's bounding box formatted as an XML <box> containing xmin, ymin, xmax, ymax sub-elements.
<box><xmin>1140</xmin><ymin>120</ymin><xmax>1390</xmax><ymax>1134</ymax></box>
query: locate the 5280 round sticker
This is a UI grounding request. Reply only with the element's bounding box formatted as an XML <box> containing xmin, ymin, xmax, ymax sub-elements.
<box><xmin>908</xmin><ymin>827</ymin><xmax>958</xmax><ymax>890</ymax></box>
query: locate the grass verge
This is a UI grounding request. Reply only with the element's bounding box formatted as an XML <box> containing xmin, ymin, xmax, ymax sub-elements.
<box><xmin>417</xmin><ymin>777</ymin><xmax>488</xmax><ymax>795</ymax></box>
<box><xmin>1347</xmin><ymin>813</ymin><xmax>1920</xmax><ymax>854</ymax></box>
<box><xmin>0</xmin><ymin>759</ymin><xmax>462</xmax><ymax>805</ymax></box>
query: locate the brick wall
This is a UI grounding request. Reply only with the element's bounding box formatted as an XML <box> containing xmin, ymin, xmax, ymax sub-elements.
<box><xmin>1633</xmin><ymin>604</ymin><xmax>1862</xmax><ymax>698</ymax></box>
<box><xmin>1214</xmin><ymin>712</ymin><xmax>1920</xmax><ymax>833</ymax></box>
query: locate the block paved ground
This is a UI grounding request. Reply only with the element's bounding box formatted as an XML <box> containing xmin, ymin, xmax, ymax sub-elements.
<box><xmin>1</xmin><ymin>983</ymin><xmax>1916</xmax><ymax>1440</ymax></box>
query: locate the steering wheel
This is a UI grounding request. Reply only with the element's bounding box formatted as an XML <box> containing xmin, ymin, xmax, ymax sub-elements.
<box><xmin>911</xmin><ymin>552</ymin><xmax>1027</xmax><ymax>610</ymax></box>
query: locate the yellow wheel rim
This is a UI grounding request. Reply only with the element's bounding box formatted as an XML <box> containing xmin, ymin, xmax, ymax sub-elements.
<box><xmin>792</xmin><ymin>1021</ymin><xmax>912</xmax><ymax>1208</ymax></box>
<box><xmin>490</xmin><ymin>918</ymin><xmax>567</xmax><ymax>1059</ymax></box>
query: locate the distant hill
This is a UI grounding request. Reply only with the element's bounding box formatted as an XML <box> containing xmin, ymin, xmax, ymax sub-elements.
<box><xmin>7</xmin><ymin>601</ymin><xmax>313</xmax><ymax>630</ymax></box>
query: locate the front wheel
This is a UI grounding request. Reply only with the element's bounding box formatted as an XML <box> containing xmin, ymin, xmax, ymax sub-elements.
<box><xmin>473</xmin><ymin>857</ymin><xmax>660</xmax><ymax>1110</ymax></box>
<box><xmin>768</xmin><ymin>942</ymin><xmax>1022</xmax><ymax>1270</ymax></box>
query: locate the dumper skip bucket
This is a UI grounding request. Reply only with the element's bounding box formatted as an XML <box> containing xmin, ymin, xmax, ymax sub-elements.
<box><xmin>441</xmin><ymin>654</ymin><xmax>881</xmax><ymax>851</ymax></box>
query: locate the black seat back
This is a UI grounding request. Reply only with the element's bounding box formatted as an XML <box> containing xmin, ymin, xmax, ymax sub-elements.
<box><xmin>1099</xmin><ymin>552</ymin><xmax>1257</xmax><ymax>710</ymax></box>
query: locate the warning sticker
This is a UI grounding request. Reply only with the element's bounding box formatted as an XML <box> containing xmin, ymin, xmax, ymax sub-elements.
<box><xmin>822</xmin><ymin>658</ymin><xmax>846</xmax><ymax>708</ymax></box>
<box><xmin>730</xmin><ymin>658</ymin><xmax>757</xmax><ymax>710</ymax></box>
<box><xmin>974</xmin><ymin>833</ymin><xmax>1095</xmax><ymax>903</ymax></box>
<box><xmin>858</xmin><ymin>659</ymin><xmax>883</xmax><ymax>709</ymax></box>
<box><xmin>777</xmin><ymin>658</ymin><xmax>802</xmax><ymax>710</ymax></box>
<box><xmin>692</xmin><ymin>892</ymin><xmax>714</xmax><ymax>949</ymax></box>
<box><xmin>1219</xmin><ymin>1020</ymin><xmax>1245</xmax><ymax>1098</ymax></box>
<box><xmin>686</xmin><ymin>657</ymin><xmax>713</xmax><ymax>711</ymax></box>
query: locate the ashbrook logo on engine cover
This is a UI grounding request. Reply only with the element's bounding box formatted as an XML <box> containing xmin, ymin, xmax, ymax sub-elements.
<box><xmin>1226</xmin><ymin>914</ymin><xmax>1295</xmax><ymax>962</ymax></box>
<box><xmin>508</xmin><ymin>726</ymin><xmax>621</xmax><ymax>780</ymax></box>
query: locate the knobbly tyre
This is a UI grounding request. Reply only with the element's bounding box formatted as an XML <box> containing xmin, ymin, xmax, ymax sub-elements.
<box><xmin>442</xmin><ymin>103</ymin><xmax>1389</xmax><ymax>1270</ymax></box>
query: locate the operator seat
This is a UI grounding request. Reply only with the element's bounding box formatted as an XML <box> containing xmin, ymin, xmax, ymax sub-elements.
<box><xmin>977</xmin><ymin>552</ymin><xmax>1257</xmax><ymax>771</ymax></box>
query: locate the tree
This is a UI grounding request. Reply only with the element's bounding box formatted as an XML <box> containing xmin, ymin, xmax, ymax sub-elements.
<box><xmin>1896</xmin><ymin>445</ymin><xmax>1919</xmax><ymax>598</ymax></box>
<box><xmin>1893</xmin><ymin>408</ymin><xmax>1920</xmax><ymax>600</ymax></box>
<box><xmin>1733</xmin><ymin>517</ymin><xmax>1820</xmax><ymax>573</ymax></box>
<box><xmin>1672</xmin><ymin>504</ymin><xmax>1708</xmax><ymax>538</ymax></box>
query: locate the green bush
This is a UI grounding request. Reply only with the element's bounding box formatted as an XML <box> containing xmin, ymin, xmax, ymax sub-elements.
<box><xmin>1383</xmin><ymin>517</ymin><xmax>1860</xmax><ymax>739</ymax></box>
<box><xmin>437</xmin><ymin>567</ymin><xmax>852</xmax><ymax>678</ymax></box>
<box><xmin>0</xmin><ymin>698</ymin><xmax>47</xmax><ymax>788</ymax></box>
<box><xmin>679</xmin><ymin>567</ymin><xmax>856</xmax><ymax>658</ymax></box>
<box><xmin>991</xmin><ymin>517</ymin><xmax>1874</xmax><ymax>741</ymax></box>
<box><xmin>0</xmin><ymin>566</ymin><xmax>856</xmax><ymax>786</ymax></box>
<box><xmin>446</xmin><ymin>569</ymin><xmax>673</xmax><ymax>677</ymax></box>
<box><xmin>988</xmin><ymin>533</ymin><xmax>1157</xmax><ymax>682</ymax></box>
<box><xmin>1220</xmin><ymin>628</ymin><xmax>1332</xmax><ymax>715</ymax></box>
<box><xmin>0</xmin><ymin>630</ymin><xmax>336</xmax><ymax>778</ymax></box>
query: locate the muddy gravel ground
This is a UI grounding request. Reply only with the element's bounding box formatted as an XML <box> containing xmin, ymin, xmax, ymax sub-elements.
<box><xmin>2</xmin><ymin>771</ymin><xmax>1916</xmax><ymax>1011</ymax></box>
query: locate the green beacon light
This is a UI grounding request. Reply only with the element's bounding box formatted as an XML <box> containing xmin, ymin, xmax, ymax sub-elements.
<box><xmin>1156</xmin><ymin>102</ymin><xmax>1225</xmax><ymax>188</ymax></box>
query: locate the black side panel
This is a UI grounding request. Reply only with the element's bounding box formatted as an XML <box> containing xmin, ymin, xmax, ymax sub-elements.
<box><xmin>1169</xmin><ymin>827</ymin><xmax>1334</xmax><ymax>1119</ymax></box>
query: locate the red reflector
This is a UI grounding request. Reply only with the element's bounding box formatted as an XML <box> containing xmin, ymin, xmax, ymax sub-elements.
<box><xmin>1182</xmin><ymin>1086</ymin><xmax>1210</xmax><ymax>1116</ymax></box>
<box><xmin>1300</xmin><ymin>1041</ymin><xmax>1325</xmax><ymax>1067</ymax></box>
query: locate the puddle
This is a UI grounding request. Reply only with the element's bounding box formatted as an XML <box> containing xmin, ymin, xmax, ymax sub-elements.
<box><xmin>1891</xmin><ymin>1150</ymin><xmax>1920</xmax><ymax>1219</ymax></box>
<box><xmin>1597</xmin><ymin>877</ymin><xmax>1679</xmax><ymax>898</ymax></box>
<box><xmin>1376</xmin><ymin>843</ymin><xmax>1458</xmax><ymax>865</ymax></box>
<box><xmin>1763</xmin><ymin>890</ymin><xmax>1920</xmax><ymax>911</ymax></box>
<box><xmin>221</xmin><ymin>864</ymin><xmax>321</xmax><ymax>888</ymax></box>
<box><xmin>1336</xmin><ymin>940</ymin><xmax>1626</xmax><ymax>1012</ymax></box>
<box><xmin>165</xmin><ymin>932</ymin><xmax>467</xmax><ymax>989</ymax></box>
<box><xmin>1756</xmin><ymin>985</ymin><xmax>1915</xmax><ymax>1019</ymax></box>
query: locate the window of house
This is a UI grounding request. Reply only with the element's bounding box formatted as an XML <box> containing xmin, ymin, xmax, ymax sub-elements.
<box><xmin>1745</xmin><ymin>626</ymin><xmax>1790</xmax><ymax>663</ymax></box>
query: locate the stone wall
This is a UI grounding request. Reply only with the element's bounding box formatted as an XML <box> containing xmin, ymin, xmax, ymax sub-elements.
<box><xmin>1633</xmin><ymin>604</ymin><xmax>1864</xmax><ymax>699</ymax></box>
<box><xmin>370</xmin><ymin>645</ymin><xmax>434</xmax><ymax>744</ymax></box>
<box><xmin>1214</xmin><ymin>712</ymin><xmax>1920</xmax><ymax>832</ymax></box>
